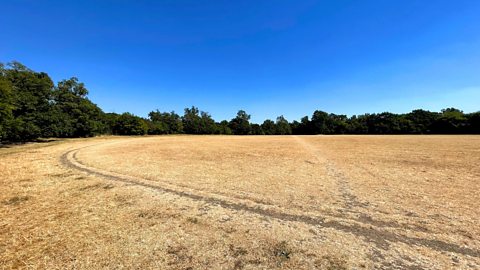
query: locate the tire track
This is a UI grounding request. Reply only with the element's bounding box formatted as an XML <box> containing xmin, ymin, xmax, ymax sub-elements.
<box><xmin>60</xmin><ymin>145</ymin><xmax>480</xmax><ymax>259</ymax></box>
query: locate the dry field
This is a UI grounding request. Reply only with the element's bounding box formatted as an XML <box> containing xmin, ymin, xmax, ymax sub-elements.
<box><xmin>1</xmin><ymin>135</ymin><xmax>479</xmax><ymax>269</ymax></box>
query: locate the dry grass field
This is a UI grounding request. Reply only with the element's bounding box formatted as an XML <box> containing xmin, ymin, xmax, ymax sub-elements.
<box><xmin>1</xmin><ymin>135</ymin><xmax>479</xmax><ymax>269</ymax></box>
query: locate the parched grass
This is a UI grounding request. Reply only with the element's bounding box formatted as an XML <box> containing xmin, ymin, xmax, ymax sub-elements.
<box><xmin>1</xmin><ymin>135</ymin><xmax>479</xmax><ymax>269</ymax></box>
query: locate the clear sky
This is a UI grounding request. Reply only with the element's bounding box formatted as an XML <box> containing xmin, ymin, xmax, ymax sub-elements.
<box><xmin>1</xmin><ymin>0</ymin><xmax>479</xmax><ymax>123</ymax></box>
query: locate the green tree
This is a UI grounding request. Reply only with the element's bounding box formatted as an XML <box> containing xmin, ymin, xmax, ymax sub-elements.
<box><xmin>148</xmin><ymin>110</ymin><xmax>183</xmax><ymax>134</ymax></box>
<box><xmin>147</xmin><ymin>120</ymin><xmax>168</xmax><ymax>135</ymax></box>
<box><xmin>466</xmin><ymin>112</ymin><xmax>480</xmax><ymax>134</ymax></box>
<box><xmin>49</xmin><ymin>77</ymin><xmax>105</xmax><ymax>137</ymax></box>
<box><xmin>4</xmin><ymin>61</ymin><xmax>54</xmax><ymax>141</ymax></box>
<box><xmin>406</xmin><ymin>109</ymin><xmax>438</xmax><ymax>134</ymax></box>
<box><xmin>182</xmin><ymin>106</ymin><xmax>202</xmax><ymax>134</ymax></box>
<box><xmin>291</xmin><ymin>116</ymin><xmax>313</xmax><ymax>135</ymax></box>
<box><xmin>432</xmin><ymin>108</ymin><xmax>467</xmax><ymax>134</ymax></box>
<box><xmin>290</xmin><ymin>120</ymin><xmax>301</xmax><ymax>135</ymax></box>
<box><xmin>229</xmin><ymin>110</ymin><xmax>251</xmax><ymax>135</ymax></box>
<box><xmin>0</xmin><ymin>64</ymin><xmax>14</xmax><ymax>141</ymax></box>
<box><xmin>216</xmin><ymin>120</ymin><xmax>232</xmax><ymax>135</ymax></box>
<box><xmin>250</xmin><ymin>123</ymin><xmax>264</xmax><ymax>135</ymax></box>
<box><xmin>102</xmin><ymin>113</ymin><xmax>120</xmax><ymax>135</ymax></box>
<box><xmin>311</xmin><ymin>110</ymin><xmax>331</xmax><ymax>134</ymax></box>
<box><xmin>200</xmin><ymin>111</ymin><xmax>216</xmax><ymax>134</ymax></box>
<box><xmin>275</xmin><ymin>115</ymin><xmax>292</xmax><ymax>135</ymax></box>
<box><xmin>113</xmin><ymin>113</ymin><xmax>148</xmax><ymax>135</ymax></box>
<box><xmin>347</xmin><ymin>115</ymin><xmax>368</xmax><ymax>134</ymax></box>
<box><xmin>328</xmin><ymin>114</ymin><xmax>349</xmax><ymax>134</ymax></box>
<box><xmin>261</xmin><ymin>119</ymin><xmax>276</xmax><ymax>135</ymax></box>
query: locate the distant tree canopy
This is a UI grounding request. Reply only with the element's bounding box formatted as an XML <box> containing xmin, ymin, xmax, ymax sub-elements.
<box><xmin>148</xmin><ymin>110</ymin><xmax>183</xmax><ymax>134</ymax></box>
<box><xmin>1</xmin><ymin>61</ymin><xmax>479</xmax><ymax>143</ymax></box>
<box><xmin>112</xmin><ymin>113</ymin><xmax>148</xmax><ymax>135</ymax></box>
<box><xmin>182</xmin><ymin>106</ymin><xmax>217</xmax><ymax>134</ymax></box>
<box><xmin>261</xmin><ymin>119</ymin><xmax>276</xmax><ymax>135</ymax></box>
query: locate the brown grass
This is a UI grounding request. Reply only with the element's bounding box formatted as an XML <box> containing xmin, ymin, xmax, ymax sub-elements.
<box><xmin>1</xmin><ymin>135</ymin><xmax>479</xmax><ymax>269</ymax></box>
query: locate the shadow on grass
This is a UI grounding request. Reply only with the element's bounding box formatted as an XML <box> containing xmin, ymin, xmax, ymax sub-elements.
<box><xmin>0</xmin><ymin>138</ymin><xmax>59</xmax><ymax>148</ymax></box>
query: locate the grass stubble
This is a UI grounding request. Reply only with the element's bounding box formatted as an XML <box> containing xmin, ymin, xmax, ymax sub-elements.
<box><xmin>1</xmin><ymin>135</ymin><xmax>479</xmax><ymax>269</ymax></box>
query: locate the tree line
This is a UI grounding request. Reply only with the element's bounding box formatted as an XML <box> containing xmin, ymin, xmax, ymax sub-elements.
<box><xmin>1</xmin><ymin>62</ymin><xmax>479</xmax><ymax>142</ymax></box>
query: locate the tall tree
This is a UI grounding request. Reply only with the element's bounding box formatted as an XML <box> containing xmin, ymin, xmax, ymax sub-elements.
<box><xmin>199</xmin><ymin>111</ymin><xmax>216</xmax><ymax>134</ymax></box>
<box><xmin>229</xmin><ymin>110</ymin><xmax>251</xmax><ymax>135</ymax></box>
<box><xmin>0</xmin><ymin>64</ymin><xmax>14</xmax><ymax>141</ymax></box>
<box><xmin>275</xmin><ymin>115</ymin><xmax>292</xmax><ymax>135</ymax></box>
<box><xmin>49</xmin><ymin>77</ymin><xmax>105</xmax><ymax>137</ymax></box>
<box><xmin>292</xmin><ymin>116</ymin><xmax>312</xmax><ymax>135</ymax></box>
<box><xmin>261</xmin><ymin>119</ymin><xmax>276</xmax><ymax>135</ymax></box>
<box><xmin>432</xmin><ymin>108</ymin><xmax>467</xmax><ymax>134</ymax></box>
<box><xmin>4</xmin><ymin>61</ymin><xmax>53</xmax><ymax>141</ymax></box>
<box><xmin>113</xmin><ymin>113</ymin><xmax>148</xmax><ymax>135</ymax></box>
<box><xmin>328</xmin><ymin>114</ymin><xmax>349</xmax><ymax>134</ymax></box>
<box><xmin>250</xmin><ymin>124</ymin><xmax>264</xmax><ymax>135</ymax></box>
<box><xmin>467</xmin><ymin>112</ymin><xmax>480</xmax><ymax>134</ymax></box>
<box><xmin>311</xmin><ymin>110</ymin><xmax>331</xmax><ymax>134</ymax></box>
<box><xmin>149</xmin><ymin>110</ymin><xmax>183</xmax><ymax>134</ymax></box>
<box><xmin>182</xmin><ymin>106</ymin><xmax>203</xmax><ymax>134</ymax></box>
<box><xmin>406</xmin><ymin>109</ymin><xmax>438</xmax><ymax>134</ymax></box>
<box><xmin>216</xmin><ymin>120</ymin><xmax>233</xmax><ymax>135</ymax></box>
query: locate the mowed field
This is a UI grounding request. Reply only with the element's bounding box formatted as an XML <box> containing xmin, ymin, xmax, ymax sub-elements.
<box><xmin>1</xmin><ymin>135</ymin><xmax>479</xmax><ymax>269</ymax></box>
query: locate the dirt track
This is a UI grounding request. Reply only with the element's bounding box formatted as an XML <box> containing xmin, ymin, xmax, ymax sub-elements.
<box><xmin>2</xmin><ymin>135</ymin><xmax>480</xmax><ymax>269</ymax></box>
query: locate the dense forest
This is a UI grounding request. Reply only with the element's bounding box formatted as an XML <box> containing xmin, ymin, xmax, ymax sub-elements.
<box><xmin>1</xmin><ymin>62</ymin><xmax>479</xmax><ymax>142</ymax></box>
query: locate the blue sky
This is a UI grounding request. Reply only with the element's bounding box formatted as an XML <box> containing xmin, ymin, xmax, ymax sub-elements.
<box><xmin>1</xmin><ymin>0</ymin><xmax>479</xmax><ymax>123</ymax></box>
